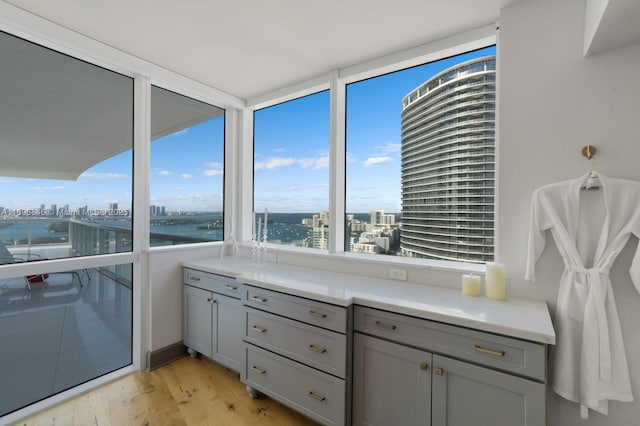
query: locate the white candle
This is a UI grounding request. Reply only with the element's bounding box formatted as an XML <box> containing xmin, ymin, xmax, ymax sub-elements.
<box><xmin>461</xmin><ymin>274</ymin><xmax>481</xmax><ymax>297</ymax></box>
<box><xmin>485</xmin><ymin>262</ymin><xmax>506</xmax><ymax>300</ymax></box>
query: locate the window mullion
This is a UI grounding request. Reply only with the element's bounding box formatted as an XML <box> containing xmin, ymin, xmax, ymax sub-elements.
<box><xmin>329</xmin><ymin>71</ymin><xmax>346</xmax><ymax>253</ymax></box>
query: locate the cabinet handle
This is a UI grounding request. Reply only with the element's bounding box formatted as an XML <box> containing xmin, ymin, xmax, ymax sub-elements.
<box><xmin>189</xmin><ymin>276</ymin><xmax>201</xmax><ymax>281</ymax></box>
<box><xmin>374</xmin><ymin>320</ymin><xmax>397</xmax><ymax>330</ymax></box>
<box><xmin>435</xmin><ymin>368</ymin><xmax>444</xmax><ymax>376</ymax></box>
<box><xmin>475</xmin><ymin>345</ymin><xmax>505</xmax><ymax>357</ymax></box>
<box><xmin>308</xmin><ymin>391</ymin><xmax>326</xmax><ymax>402</ymax></box>
<box><xmin>251</xmin><ymin>325</ymin><xmax>267</xmax><ymax>333</ymax></box>
<box><xmin>308</xmin><ymin>344</ymin><xmax>327</xmax><ymax>354</ymax></box>
<box><xmin>225</xmin><ymin>284</ymin><xmax>238</xmax><ymax>291</ymax></box>
<box><xmin>250</xmin><ymin>296</ymin><xmax>267</xmax><ymax>303</ymax></box>
<box><xmin>206</xmin><ymin>298</ymin><xmax>216</xmax><ymax>304</ymax></box>
<box><xmin>251</xmin><ymin>366</ymin><xmax>266</xmax><ymax>374</ymax></box>
<box><xmin>309</xmin><ymin>310</ymin><xmax>327</xmax><ymax>319</ymax></box>
<box><xmin>420</xmin><ymin>362</ymin><xmax>429</xmax><ymax>371</ymax></box>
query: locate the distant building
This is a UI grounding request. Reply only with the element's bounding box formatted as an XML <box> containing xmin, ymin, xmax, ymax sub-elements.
<box><xmin>400</xmin><ymin>56</ymin><xmax>495</xmax><ymax>263</ymax></box>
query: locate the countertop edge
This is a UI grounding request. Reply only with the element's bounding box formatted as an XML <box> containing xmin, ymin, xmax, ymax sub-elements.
<box><xmin>182</xmin><ymin>259</ymin><xmax>556</xmax><ymax>345</ymax></box>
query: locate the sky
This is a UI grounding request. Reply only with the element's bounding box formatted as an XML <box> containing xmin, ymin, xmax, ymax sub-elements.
<box><xmin>1</xmin><ymin>45</ymin><xmax>494</xmax><ymax>215</ymax></box>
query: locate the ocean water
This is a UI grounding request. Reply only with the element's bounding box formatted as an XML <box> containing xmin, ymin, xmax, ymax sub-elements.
<box><xmin>0</xmin><ymin>213</ymin><xmax>376</xmax><ymax>246</ymax></box>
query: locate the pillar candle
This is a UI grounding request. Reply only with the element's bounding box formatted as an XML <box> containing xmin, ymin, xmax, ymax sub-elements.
<box><xmin>461</xmin><ymin>274</ymin><xmax>481</xmax><ymax>297</ymax></box>
<box><xmin>485</xmin><ymin>262</ymin><xmax>506</xmax><ymax>300</ymax></box>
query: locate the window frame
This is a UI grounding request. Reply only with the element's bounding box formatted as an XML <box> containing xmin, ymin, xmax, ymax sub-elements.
<box><xmin>245</xmin><ymin>25</ymin><xmax>497</xmax><ymax>272</ymax></box>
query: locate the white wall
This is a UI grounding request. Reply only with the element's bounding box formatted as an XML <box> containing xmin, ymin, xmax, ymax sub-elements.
<box><xmin>499</xmin><ymin>0</ymin><xmax>640</xmax><ymax>424</ymax></box>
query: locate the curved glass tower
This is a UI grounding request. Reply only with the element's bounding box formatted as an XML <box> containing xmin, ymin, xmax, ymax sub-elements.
<box><xmin>400</xmin><ymin>56</ymin><xmax>495</xmax><ymax>263</ymax></box>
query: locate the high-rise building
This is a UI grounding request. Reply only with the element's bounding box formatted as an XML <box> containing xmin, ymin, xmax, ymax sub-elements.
<box><xmin>400</xmin><ymin>56</ymin><xmax>495</xmax><ymax>263</ymax></box>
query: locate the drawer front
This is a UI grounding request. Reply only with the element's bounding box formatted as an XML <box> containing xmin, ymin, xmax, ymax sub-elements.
<box><xmin>245</xmin><ymin>344</ymin><xmax>346</xmax><ymax>426</ymax></box>
<box><xmin>244</xmin><ymin>286</ymin><xmax>347</xmax><ymax>333</ymax></box>
<box><xmin>355</xmin><ymin>306</ymin><xmax>546</xmax><ymax>381</ymax></box>
<box><xmin>184</xmin><ymin>268</ymin><xmax>241</xmax><ymax>298</ymax></box>
<box><xmin>245</xmin><ymin>308</ymin><xmax>347</xmax><ymax>378</ymax></box>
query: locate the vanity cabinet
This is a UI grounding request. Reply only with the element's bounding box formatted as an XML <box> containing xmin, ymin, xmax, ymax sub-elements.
<box><xmin>353</xmin><ymin>306</ymin><xmax>547</xmax><ymax>426</ymax></box>
<box><xmin>183</xmin><ymin>268</ymin><xmax>244</xmax><ymax>372</ymax></box>
<box><xmin>242</xmin><ymin>285</ymin><xmax>351</xmax><ymax>426</ymax></box>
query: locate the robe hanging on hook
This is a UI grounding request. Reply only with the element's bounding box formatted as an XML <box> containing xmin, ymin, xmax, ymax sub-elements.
<box><xmin>581</xmin><ymin>145</ymin><xmax>596</xmax><ymax>160</ymax></box>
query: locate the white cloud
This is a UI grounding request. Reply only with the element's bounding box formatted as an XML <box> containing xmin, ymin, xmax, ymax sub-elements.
<box><xmin>364</xmin><ymin>156</ymin><xmax>393</xmax><ymax>167</ymax></box>
<box><xmin>205</xmin><ymin>161</ymin><xmax>223</xmax><ymax>169</ymax></box>
<box><xmin>80</xmin><ymin>172</ymin><xmax>128</xmax><ymax>180</ymax></box>
<box><xmin>181</xmin><ymin>174</ymin><xmax>192</xmax><ymax>179</ymax></box>
<box><xmin>298</xmin><ymin>155</ymin><xmax>329</xmax><ymax>170</ymax></box>
<box><xmin>374</xmin><ymin>143</ymin><xmax>401</xmax><ymax>153</ymax></box>
<box><xmin>30</xmin><ymin>185</ymin><xmax>65</xmax><ymax>192</ymax></box>
<box><xmin>255</xmin><ymin>156</ymin><xmax>296</xmax><ymax>171</ymax></box>
<box><xmin>158</xmin><ymin>170</ymin><xmax>172</xmax><ymax>176</ymax></box>
<box><xmin>204</xmin><ymin>169</ymin><xmax>224</xmax><ymax>176</ymax></box>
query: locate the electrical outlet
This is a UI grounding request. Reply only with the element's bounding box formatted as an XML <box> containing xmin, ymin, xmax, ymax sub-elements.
<box><xmin>390</xmin><ymin>268</ymin><xmax>407</xmax><ymax>281</ymax></box>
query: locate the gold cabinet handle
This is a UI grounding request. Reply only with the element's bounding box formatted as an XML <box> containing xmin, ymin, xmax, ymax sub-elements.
<box><xmin>251</xmin><ymin>366</ymin><xmax>266</xmax><ymax>374</ymax></box>
<box><xmin>374</xmin><ymin>320</ymin><xmax>397</xmax><ymax>330</ymax></box>
<box><xmin>251</xmin><ymin>325</ymin><xmax>267</xmax><ymax>333</ymax></box>
<box><xmin>475</xmin><ymin>345</ymin><xmax>505</xmax><ymax>357</ymax></box>
<box><xmin>308</xmin><ymin>344</ymin><xmax>327</xmax><ymax>354</ymax></box>
<box><xmin>250</xmin><ymin>296</ymin><xmax>267</xmax><ymax>303</ymax></box>
<box><xmin>308</xmin><ymin>391</ymin><xmax>326</xmax><ymax>402</ymax></box>
<box><xmin>225</xmin><ymin>284</ymin><xmax>238</xmax><ymax>291</ymax></box>
<box><xmin>309</xmin><ymin>310</ymin><xmax>327</xmax><ymax>319</ymax></box>
<box><xmin>420</xmin><ymin>362</ymin><xmax>429</xmax><ymax>371</ymax></box>
<box><xmin>435</xmin><ymin>367</ymin><xmax>444</xmax><ymax>376</ymax></box>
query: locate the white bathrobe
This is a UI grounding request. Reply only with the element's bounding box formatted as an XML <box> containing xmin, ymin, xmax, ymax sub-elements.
<box><xmin>525</xmin><ymin>172</ymin><xmax>640</xmax><ymax>418</ymax></box>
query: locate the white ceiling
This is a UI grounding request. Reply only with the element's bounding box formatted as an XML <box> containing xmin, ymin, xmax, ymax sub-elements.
<box><xmin>4</xmin><ymin>0</ymin><xmax>519</xmax><ymax>101</ymax></box>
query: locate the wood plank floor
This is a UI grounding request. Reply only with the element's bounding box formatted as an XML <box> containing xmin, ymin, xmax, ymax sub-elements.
<box><xmin>17</xmin><ymin>356</ymin><xmax>319</xmax><ymax>425</ymax></box>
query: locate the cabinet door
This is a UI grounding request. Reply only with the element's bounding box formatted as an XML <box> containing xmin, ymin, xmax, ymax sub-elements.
<box><xmin>183</xmin><ymin>285</ymin><xmax>214</xmax><ymax>358</ymax></box>
<box><xmin>353</xmin><ymin>333</ymin><xmax>431</xmax><ymax>426</ymax></box>
<box><xmin>432</xmin><ymin>355</ymin><xmax>545</xmax><ymax>426</ymax></box>
<box><xmin>213</xmin><ymin>294</ymin><xmax>243</xmax><ymax>372</ymax></box>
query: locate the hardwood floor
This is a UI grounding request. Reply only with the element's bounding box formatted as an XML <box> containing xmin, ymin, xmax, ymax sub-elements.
<box><xmin>18</xmin><ymin>356</ymin><xmax>319</xmax><ymax>425</ymax></box>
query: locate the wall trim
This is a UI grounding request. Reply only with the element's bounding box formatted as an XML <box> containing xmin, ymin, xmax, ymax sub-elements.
<box><xmin>147</xmin><ymin>342</ymin><xmax>188</xmax><ymax>370</ymax></box>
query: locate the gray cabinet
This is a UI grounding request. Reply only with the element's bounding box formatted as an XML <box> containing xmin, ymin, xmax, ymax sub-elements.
<box><xmin>353</xmin><ymin>333</ymin><xmax>431</xmax><ymax>426</ymax></box>
<box><xmin>242</xmin><ymin>285</ymin><xmax>351</xmax><ymax>426</ymax></box>
<box><xmin>183</xmin><ymin>268</ymin><xmax>243</xmax><ymax>372</ymax></box>
<box><xmin>431</xmin><ymin>355</ymin><xmax>545</xmax><ymax>426</ymax></box>
<box><xmin>353</xmin><ymin>306</ymin><xmax>547</xmax><ymax>426</ymax></box>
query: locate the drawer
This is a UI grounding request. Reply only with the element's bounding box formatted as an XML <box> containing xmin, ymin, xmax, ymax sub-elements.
<box><xmin>244</xmin><ymin>286</ymin><xmax>347</xmax><ymax>333</ymax></box>
<box><xmin>183</xmin><ymin>268</ymin><xmax>241</xmax><ymax>298</ymax></box>
<box><xmin>245</xmin><ymin>344</ymin><xmax>346</xmax><ymax>426</ymax></box>
<box><xmin>355</xmin><ymin>306</ymin><xmax>546</xmax><ymax>381</ymax></box>
<box><xmin>245</xmin><ymin>308</ymin><xmax>347</xmax><ymax>378</ymax></box>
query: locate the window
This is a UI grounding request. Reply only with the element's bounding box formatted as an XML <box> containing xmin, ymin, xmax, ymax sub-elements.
<box><xmin>346</xmin><ymin>46</ymin><xmax>496</xmax><ymax>264</ymax></box>
<box><xmin>0</xmin><ymin>30</ymin><xmax>133</xmax><ymax>417</ymax></box>
<box><xmin>253</xmin><ymin>91</ymin><xmax>330</xmax><ymax>249</ymax></box>
<box><xmin>150</xmin><ymin>86</ymin><xmax>225</xmax><ymax>246</ymax></box>
<box><xmin>0</xmin><ymin>30</ymin><xmax>133</xmax><ymax>260</ymax></box>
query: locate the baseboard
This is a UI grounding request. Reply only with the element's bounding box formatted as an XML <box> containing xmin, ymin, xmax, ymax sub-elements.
<box><xmin>147</xmin><ymin>342</ymin><xmax>188</xmax><ymax>370</ymax></box>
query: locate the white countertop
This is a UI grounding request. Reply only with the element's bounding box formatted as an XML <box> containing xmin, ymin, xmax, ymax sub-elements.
<box><xmin>182</xmin><ymin>257</ymin><xmax>556</xmax><ymax>345</ymax></box>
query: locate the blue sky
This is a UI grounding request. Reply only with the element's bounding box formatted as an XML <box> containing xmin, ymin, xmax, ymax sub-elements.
<box><xmin>1</xmin><ymin>45</ymin><xmax>494</xmax><ymax>215</ymax></box>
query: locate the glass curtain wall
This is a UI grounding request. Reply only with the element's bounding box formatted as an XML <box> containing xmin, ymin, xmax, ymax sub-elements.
<box><xmin>253</xmin><ymin>91</ymin><xmax>330</xmax><ymax>249</ymax></box>
<box><xmin>149</xmin><ymin>86</ymin><xmax>226</xmax><ymax>246</ymax></box>
<box><xmin>0</xmin><ymin>31</ymin><xmax>133</xmax><ymax>416</ymax></box>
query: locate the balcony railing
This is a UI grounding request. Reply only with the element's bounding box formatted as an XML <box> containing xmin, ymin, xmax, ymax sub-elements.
<box><xmin>2</xmin><ymin>217</ymin><xmax>214</xmax><ymax>286</ymax></box>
